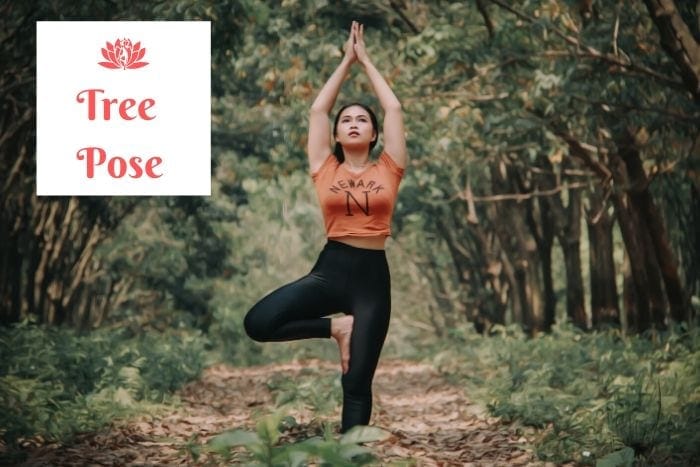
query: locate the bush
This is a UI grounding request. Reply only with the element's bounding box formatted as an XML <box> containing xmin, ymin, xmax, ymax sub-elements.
<box><xmin>0</xmin><ymin>322</ymin><xmax>206</xmax><ymax>452</ymax></box>
<box><xmin>432</xmin><ymin>323</ymin><xmax>700</xmax><ymax>465</ymax></box>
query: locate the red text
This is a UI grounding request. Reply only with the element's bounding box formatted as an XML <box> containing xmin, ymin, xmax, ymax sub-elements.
<box><xmin>76</xmin><ymin>88</ymin><xmax>156</xmax><ymax>121</ymax></box>
<box><xmin>76</xmin><ymin>146</ymin><xmax>163</xmax><ymax>179</ymax></box>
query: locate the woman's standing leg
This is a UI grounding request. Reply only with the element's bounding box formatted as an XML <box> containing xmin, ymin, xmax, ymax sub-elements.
<box><xmin>243</xmin><ymin>243</ymin><xmax>393</xmax><ymax>433</ymax></box>
<box><xmin>339</xmin><ymin>253</ymin><xmax>391</xmax><ymax>432</ymax></box>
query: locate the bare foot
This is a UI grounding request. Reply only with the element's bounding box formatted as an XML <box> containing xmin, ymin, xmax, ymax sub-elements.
<box><xmin>331</xmin><ymin>315</ymin><xmax>354</xmax><ymax>374</ymax></box>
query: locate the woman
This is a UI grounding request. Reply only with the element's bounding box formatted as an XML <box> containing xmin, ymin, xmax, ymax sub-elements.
<box><xmin>244</xmin><ymin>21</ymin><xmax>407</xmax><ymax>433</ymax></box>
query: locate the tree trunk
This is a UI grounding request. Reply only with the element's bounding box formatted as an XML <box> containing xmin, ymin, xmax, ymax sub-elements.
<box><xmin>536</xmin><ymin>155</ymin><xmax>586</xmax><ymax>329</ymax></box>
<box><xmin>691</xmin><ymin>182</ymin><xmax>700</xmax><ymax>307</ymax></box>
<box><xmin>561</xmin><ymin>187</ymin><xmax>587</xmax><ymax>329</ymax></box>
<box><xmin>642</xmin><ymin>0</ymin><xmax>700</xmax><ymax>102</ymax></box>
<box><xmin>426</xmin><ymin>256</ymin><xmax>459</xmax><ymax>332</ymax></box>
<box><xmin>464</xmin><ymin>213</ymin><xmax>510</xmax><ymax>330</ymax></box>
<box><xmin>619</xmin><ymin>130</ymin><xmax>690</xmax><ymax>323</ymax></box>
<box><xmin>489</xmin><ymin>160</ymin><xmax>545</xmax><ymax>334</ymax></box>
<box><xmin>528</xmin><ymin>179</ymin><xmax>557</xmax><ymax>331</ymax></box>
<box><xmin>622</xmin><ymin>253</ymin><xmax>637</xmax><ymax>331</ymax></box>
<box><xmin>609</xmin><ymin>153</ymin><xmax>653</xmax><ymax>332</ymax></box>
<box><xmin>435</xmin><ymin>203</ymin><xmax>510</xmax><ymax>333</ymax></box>
<box><xmin>587</xmin><ymin>190</ymin><xmax>620</xmax><ymax>328</ymax></box>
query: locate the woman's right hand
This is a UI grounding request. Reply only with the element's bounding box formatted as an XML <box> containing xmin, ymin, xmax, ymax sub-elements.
<box><xmin>308</xmin><ymin>21</ymin><xmax>359</xmax><ymax>172</ymax></box>
<box><xmin>342</xmin><ymin>21</ymin><xmax>358</xmax><ymax>64</ymax></box>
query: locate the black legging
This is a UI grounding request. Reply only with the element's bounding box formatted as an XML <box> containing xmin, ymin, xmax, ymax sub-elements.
<box><xmin>243</xmin><ymin>240</ymin><xmax>391</xmax><ymax>432</ymax></box>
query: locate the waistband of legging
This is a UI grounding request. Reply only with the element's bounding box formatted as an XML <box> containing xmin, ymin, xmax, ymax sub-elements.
<box><xmin>324</xmin><ymin>239</ymin><xmax>387</xmax><ymax>256</ymax></box>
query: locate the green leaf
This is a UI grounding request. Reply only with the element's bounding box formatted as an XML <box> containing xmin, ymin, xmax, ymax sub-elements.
<box><xmin>339</xmin><ymin>425</ymin><xmax>391</xmax><ymax>444</ymax></box>
<box><xmin>278</xmin><ymin>415</ymin><xmax>298</xmax><ymax>431</ymax></box>
<box><xmin>256</xmin><ymin>413</ymin><xmax>281</xmax><ymax>445</ymax></box>
<box><xmin>596</xmin><ymin>447</ymin><xmax>635</xmax><ymax>467</ymax></box>
<box><xmin>339</xmin><ymin>443</ymin><xmax>373</xmax><ymax>459</ymax></box>
<box><xmin>275</xmin><ymin>390</ymin><xmax>297</xmax><ymax>406</ymax></box>
<box><xmin>286</xmin><ymin>449</ymin><xmax>309</xmax><ymax>467</ymax></box>
<box><xmin>207</xmin><ymin>429</ymin><xmax>260</xmax><ymax>453</ymax></box>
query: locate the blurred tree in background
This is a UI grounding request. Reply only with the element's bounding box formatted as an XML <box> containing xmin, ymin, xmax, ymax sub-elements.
<box><xmin>1</xmin><ymin>0</ymin><xmax>697</xmax><ymax>341</ymax></box>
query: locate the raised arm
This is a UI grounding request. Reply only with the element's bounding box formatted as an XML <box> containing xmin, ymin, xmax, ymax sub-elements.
<box><xmin>307</xmin><ymin>23</ymin><xmax>358</xmax><ymax>173</ymax></box>
<box><xmin>354</xmin><ymin>24</ymin><xmax>407</xmax><ymax>168</ymax></box>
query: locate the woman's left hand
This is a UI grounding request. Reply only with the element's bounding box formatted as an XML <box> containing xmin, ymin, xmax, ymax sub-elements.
<box><xmin>353</xmin><ymin>23</ymin><xmax>371</xmax><ymax>65</ymax></box>
<box><xmin>342</xmin><ymin>21</ymin><xmax>358</xmax><ymax>64</ymax></box>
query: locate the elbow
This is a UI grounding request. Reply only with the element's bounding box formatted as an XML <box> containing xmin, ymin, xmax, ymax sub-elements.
<box><xmin>309</xmin><ymin>105</ymin><xmax>329</xmax><ymax>116</ymax></box>
<box><xmin>385</xmin><ymin>102</ymin><xmax>402</xmax><ymax>113</ymax></box>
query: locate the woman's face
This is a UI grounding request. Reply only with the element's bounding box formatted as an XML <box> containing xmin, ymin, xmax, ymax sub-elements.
<box><xmin>335</xmin><ymin>105</ymin><xmax>377</xmax><ymax>150</ymax></box>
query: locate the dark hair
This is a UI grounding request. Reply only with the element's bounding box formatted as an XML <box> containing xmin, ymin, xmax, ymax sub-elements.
<box><xmin>332</xmin><ymin>102</ymin><xmax>379</xmax><ymax>163</ymax></box>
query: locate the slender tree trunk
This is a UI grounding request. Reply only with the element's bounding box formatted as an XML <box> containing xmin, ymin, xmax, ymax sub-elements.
<box><xmin>562</xmin><ymin>186</ymin><xmax>587</xmax><ymax>328</ymax></box>
<box><xmin>436</xmin><ymin>203</ymin><xmax>510</xmax><ymax>333</ymax></box>
<box><xmin>537</xmin><ymin>156</ymin><xmax>586</xmax><ymax>329</ymax></box>
<box><xmin>619</xmin><ymin>130</ymin><xmax>689</xmax><ymax>323</ymax></box>
<box><xmin>424</xmin><ymin>255</ymin><xmax>458</xmax><ymax>333</ymax></box>
<box><xmin>498</xmin><ymin>247</ymin><xmax>520</xmax><ymax>325</ymax></box>
<box><xmin>639</xmin><ymin>222</ymin><xmax>668</xmax><ymax>330</ymax></box>
<box><xmin>622</xmin><ymin>253</ymin><xmax>637</xmax><ymax>331</ymax></box>
<box><xmin>434</xmin><ymin>215</ymin><xmax>474</xmax><ymax>326</ymax></box>
<box><xmin>1</xmin><ymin>232</ymin><xmax>23</xmax><ymax>323</ymax></box>
<box><xmin>540</xmin><ymin>226</ymin><xmax>556</xmax><ymax>329</ymax></box>
<box><xmin>490</xmin><ymin>160</ymin><xmax>545</xmax><ymax>334</ymax></box>
<box><xmin>530</xmin><ymin>184</ymin><xmax>556</xmax><ymax>330</ymax></box>
<box><xmin>465</xmin><ymin>216</ymin><xmax>509</xmax><ymax>330</ymax></box>
<box><xmin>487</xmin><ymin>182</ymin><xmax>524</xmax><ymax>327</ymax></box>
<box><xmin>609</xmin><ymin>153</ymin><xmax>653</xmax><ymax>332</ymax></box>
<box><xmin>691</xmin><ymin>181</ymin><xmax>700</xmax><ymax>306</ymax></box>
<box><xmin>587</xmin><ymin>191</ymin><xmax>620</xmax><ymax>328</ymax></box>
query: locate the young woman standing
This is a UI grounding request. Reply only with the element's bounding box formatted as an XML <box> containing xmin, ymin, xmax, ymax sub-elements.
<box><xmin>244</xmin><ymin>21</ymin><xmax>407</xmax><ymax>433</ymax></box>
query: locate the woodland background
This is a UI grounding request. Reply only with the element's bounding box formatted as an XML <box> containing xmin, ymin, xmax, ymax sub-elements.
<box><xmin>1</xmin><ymin>0</ymin><xmax>699</xmax><ymax>465</ymax></box>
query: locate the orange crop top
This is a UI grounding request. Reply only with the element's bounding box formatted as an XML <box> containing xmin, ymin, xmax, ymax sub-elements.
<box><xmin>311</xmin><ymin>151</ymin><xmax>404</xmax><ymax>238</ymax></box>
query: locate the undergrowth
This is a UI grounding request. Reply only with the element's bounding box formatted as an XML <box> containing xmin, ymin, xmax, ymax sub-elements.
<box><xmin>432</xmin><ymin>322</ymin><xmax>700</xmax><ymax>466</ymax></box>
<box><xmin>0</xmin><ymin>321</ymin><xmax>206</xmax><ymax>462</ymax></box>
<box><xmin>266</xmin><ymin>369</ymin><xmax>342</xmax><ymax>415</ymax></box>
<box><xmin>4</xmin><ymin>315</ymin><xmax>698</xmax><ymax>466</ymax></box>
<box><xmin>192</xmin><ymin>412</ymin><xmax>391</xmax><ymax>466</ymax></box>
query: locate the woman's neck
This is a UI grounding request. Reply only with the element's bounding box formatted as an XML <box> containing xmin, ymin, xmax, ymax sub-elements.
<box><xmin>342</xmin><ymin>148</ymin><xmax>370</xmax><ymax>169</ymax></box>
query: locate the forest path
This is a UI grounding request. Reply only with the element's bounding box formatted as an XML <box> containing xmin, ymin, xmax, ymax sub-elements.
<box><xmin>21</xmin><ymin>359</ymin><xmax>538</xmax><ymax>466</ymax></box>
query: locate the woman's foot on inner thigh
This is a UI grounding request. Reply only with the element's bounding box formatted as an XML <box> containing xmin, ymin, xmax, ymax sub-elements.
<box><xmin>331</xmin><ymin>315</ymin><xmax>354</xmax><ymax>374</ymax></box>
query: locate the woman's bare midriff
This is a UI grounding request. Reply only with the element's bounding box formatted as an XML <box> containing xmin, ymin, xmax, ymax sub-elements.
<box><xmin>330</xmin><ymin>235</ymin><xmax>387</xmax><ymax>250</ymax></box>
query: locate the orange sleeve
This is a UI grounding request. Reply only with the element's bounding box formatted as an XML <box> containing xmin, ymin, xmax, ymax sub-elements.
<box><xmin>311</xmin><ymin>154</ymin><xmax>336</xmax><ymax>181</ymax></box>
<box><xmin>378</xmin><ymin>151</ymin><xmax>405</xmax><ymax>178</ymax></box>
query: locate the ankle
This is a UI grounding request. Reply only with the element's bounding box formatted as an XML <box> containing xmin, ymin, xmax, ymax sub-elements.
<box><xmin>331</xmin><ymin>315</ymin><xmax>353</xmax><ymax>338</ymax></box>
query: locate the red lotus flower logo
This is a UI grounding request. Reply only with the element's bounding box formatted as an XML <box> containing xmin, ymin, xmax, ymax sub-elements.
<box><xmin>98</xmin><ymin>38</ymin><xmax>148</xmax><ymax>70</ymax></box>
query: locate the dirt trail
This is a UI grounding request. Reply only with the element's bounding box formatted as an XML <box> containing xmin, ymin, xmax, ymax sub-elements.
<box><xmin>19</xmin><ymin>359</ymin><xmax>537</xmax><ymax>466</ymax></box>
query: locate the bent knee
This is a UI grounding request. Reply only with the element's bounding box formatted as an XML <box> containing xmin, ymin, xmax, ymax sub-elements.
<box><xmin>243</xmin><ymin>309</ymin><xmax>269</xmax><ymax>342</ymax></box>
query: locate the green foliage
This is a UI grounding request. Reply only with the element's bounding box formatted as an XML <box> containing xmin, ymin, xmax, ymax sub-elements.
<box><xmin>96</xmin><ymin>331</ymin><xmax>206</xmax><ymax>399</ymax></box>
<box><xmin>0</xmin><ymin>322</ymin><xmax>205</xmax><ymax>451</ymax></box>
<box><xmin>97</xmin><ymin>194</ymin><xmax>238</xmax><ymax>330</ymax></box>
<box><xmin>203</xmin><ymin>412</ymin><xmax>389</xmax><ymax>466</ymax></box>
<box><xmin>207</xmin><ymin>169</ymin><xmax>337</xmax><ymax>364</ymax></box>
<box><xmin>266</xmin><ymin>370</ymin><xmax>341</xmax><ymax>414</ymax></box>
<box><xmin>433</xmin><ymin>324</ymin><xmax>700</xmax><ymax>465</ymax></box>
<box><xmin>3</xmin><ymin>0</ymin><xmax>697</xmax><ymax>334</ymax></box>
<box><xmin>596</xmin><ymin>447</ymin><xmax>635</xmax><ymax>467</ymax></box>
<box><xmin>606</xmin><ymin>380</ymin><xmax>664</xmax><ymax>458</ymax></box>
